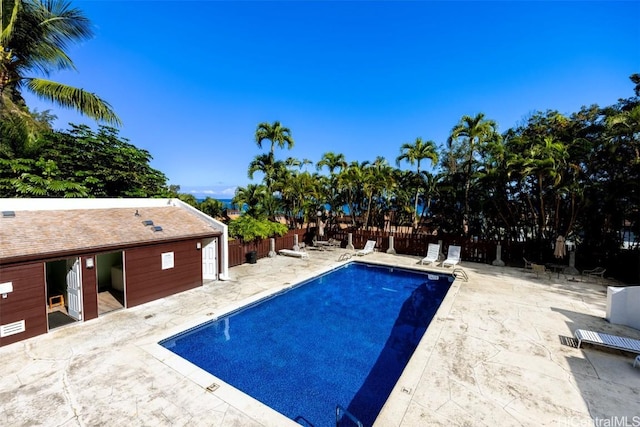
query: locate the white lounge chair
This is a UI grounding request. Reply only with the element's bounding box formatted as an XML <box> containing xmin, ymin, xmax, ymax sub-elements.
<box><xmin>574</xmin><ymin>329</ymin><xmax>640</xmax><ymax>354</ymax></box>
<box><xmin>278</xmin><ymin>249</ymin><xmax>309</xmax><ymax>259</ymax></box>
<box><xmin>420</xmin><ymin>243</ymin><xmax>440</xmax><ymax>265</ymax></box>
<box><xmin>441</xmin><ymin>245</ymin><xmax>461</xmax><ymax>267</ymax></box>
<box><xmin>356</xmin><ymin>240</ymin><xmax>376</xmax><ymax>256</ymax></box>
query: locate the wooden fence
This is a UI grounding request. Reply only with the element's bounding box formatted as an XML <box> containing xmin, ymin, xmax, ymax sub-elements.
<box><xmin>228</xmin><ymin>227</ymin><xmax>528</xmax><ymax>268</ymax></box>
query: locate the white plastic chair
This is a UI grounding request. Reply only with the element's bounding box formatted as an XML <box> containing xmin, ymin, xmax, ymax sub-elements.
<box><xmin>356</xmin><ymin>240</ymin><xmax>376</xmax><ymax>256</ymax></box>
<box><xmin>441</xmin><ymin>245</ymin><xmax>461</xmax><ymax>267</ymax></box>
<box><xmin>420</xmin><ymin>243</ymin><xmax>440</xmax><ymax>265</ymax></box>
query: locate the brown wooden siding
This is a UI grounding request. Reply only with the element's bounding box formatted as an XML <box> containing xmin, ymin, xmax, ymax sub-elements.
<box><xmin>0</xmin><ymin>262</ymin><xmax>47</xmax><ymax>347</ymax></box>
<box><xmin>124</xmin><ymin>239</ymin><xmax>202</xmax><ymax>308</ymax></box>
<box><xmin>81</xmin><ymin>256</ymin><xmax>98</xmax><ymax>321</ymax></box>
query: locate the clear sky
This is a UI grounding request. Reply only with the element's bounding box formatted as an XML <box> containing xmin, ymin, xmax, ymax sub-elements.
<box><xmin>24</xmin><ymin>0</ymin><xmax>640</xmax><ymax>199</ymax></box>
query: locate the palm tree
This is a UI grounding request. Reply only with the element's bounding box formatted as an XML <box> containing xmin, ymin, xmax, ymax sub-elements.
<box><xmin>396</xmin><ymin>137</ymin><xmax>439</xmax><ymax>228</ymax></box>
<box><xmin>254</xmin><ymin>121</ymin><xmax>294</xmax><ymax>158</ymax></box>
<box><xmin>448</xmin><ymin>113</ymin><xmax>499</xmax><ymax>235</ymax></box>
<box><xmin>232</xmin><ymin>184</ymin><xmax>268</xmax><ymax>219</ymax></box>
<box><xmin>362</xmin><ymin>156</ymin><xmax>394</xmax><ymax>229</ymax></box>
<box><xmin>337</xmin><ymin>161</ymin><xmax>365</xmax><ymax>227</ymax></box>
<box><xmin>520</xmin><ymin>136</ymin><xmax>571</xmax><ymax>239</ymax></box>
<box><xmin>316</xmin><ymin>151</ymin><xmax>347</xmax><ymax>175</ymax></box>
<box><xmin>248</xmin><ymin>154</ymin><xmax>276</xmax><ymax>188</ymax></box>
<box><xmin>0</xmin><ymin>0</ymin><xmax>120</xmax><ymax>128</ymax></box>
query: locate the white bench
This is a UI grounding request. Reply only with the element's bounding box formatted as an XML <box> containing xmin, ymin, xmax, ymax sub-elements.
<box><xmin>574</xmin><ymin>329</ymin><xmax>640</xmax><ymax>354</ymax></box>
<box><xmin>278</xmin><ymin>249</ymin><xmax>309</xmax><ymax>259</ymax></box>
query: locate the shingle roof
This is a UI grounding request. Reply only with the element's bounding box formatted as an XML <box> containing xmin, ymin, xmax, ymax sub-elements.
<box><xmin>1</xmin><ymin>206</ymin><xmax>220</xmax><ymax>262</ymax></box>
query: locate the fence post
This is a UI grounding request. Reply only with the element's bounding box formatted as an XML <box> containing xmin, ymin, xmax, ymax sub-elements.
<box><xmin>567</xmin><ymin>250</ymin><xmax>579</xmax><ymax>275</ymax></box>
<box><xmin>293</xmin><ymin>234</ymin><xmax>300</xmax><ymax>251</ymax></box>
<box><xmin>347</xmin><ymin>233</ymin><xmax>354</xmax><ymax>250</ymax></box>
<box><xmin>492</xmin><ymin>243</ymin><xmax>505</xmax><ymax>266</ymax></box>
<box><xmin>387</xmin><ymin>235</ymin><xmax>396</xmax><ymax>254</ymax></box>
<box><xmin>269</xmin><ymin>238</ymin><xmax>276</xmax><ymax>258</ymax></box>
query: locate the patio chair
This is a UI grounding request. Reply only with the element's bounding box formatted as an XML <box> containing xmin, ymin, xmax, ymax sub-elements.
<box><xmin>531</xmin><ymin>263</ymin><xmax>550</xmax><ymax>279</ymax></box>
<box><xmin>441</xmin><ymin>245</ymin><xmax>461</xmax><ymax>267</ymax></box>
<box><xmin>356</xmin><ymin>240</ymin><xmax>376</xmax><ymax>256</ymax></box>
<box><xmin>420</xmin><ymin>243</ymin><xmax>440</xmax><ymax>265</ymax></box>
<box><xmin>582</xmin><ymin>267</ymin><xmax>606</xmax><ymax>283</ymax></box>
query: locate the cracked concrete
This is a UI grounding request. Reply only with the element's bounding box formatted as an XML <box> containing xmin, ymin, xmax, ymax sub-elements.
<box><xmin>1</xmin><ymin>248</ymin><xmax>639</xmax><ymax>426</ymax></box>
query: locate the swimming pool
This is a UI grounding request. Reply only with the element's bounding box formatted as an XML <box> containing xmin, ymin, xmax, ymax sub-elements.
<box><xmin>160</xmin><ymin>262</ymin><xmax>453</xmax><ymax>426</ymax></box>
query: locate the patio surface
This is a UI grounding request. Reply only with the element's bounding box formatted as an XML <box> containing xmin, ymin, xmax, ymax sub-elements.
<box><xmin>1</xmin><ymin>248</ymin><xmax>639</xmax><ymax>426</ymax></box>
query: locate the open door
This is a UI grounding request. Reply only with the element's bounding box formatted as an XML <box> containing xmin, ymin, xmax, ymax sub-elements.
<box><xmin>66</xmin><ymin>258</ymin><xmax>82</xmax><ymax>320</ymax></box>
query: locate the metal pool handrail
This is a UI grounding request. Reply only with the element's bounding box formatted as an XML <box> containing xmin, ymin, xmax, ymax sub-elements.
<box><xmin>336</xmin><ymin>404</ymin><xmax>363</xmax><ymax>427</ymax></box>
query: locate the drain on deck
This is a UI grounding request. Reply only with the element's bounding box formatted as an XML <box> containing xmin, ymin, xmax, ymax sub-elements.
<box><xmin>206</xmin><ymin>383</ymin><xmax>220</xmax><ymax>392</ymax></box>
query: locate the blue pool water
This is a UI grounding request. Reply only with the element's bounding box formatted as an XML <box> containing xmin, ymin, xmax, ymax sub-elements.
<box><xmin>160</xmin><ymin>262</ymin><xmax>453</xmax><ymax>427</ymax></box>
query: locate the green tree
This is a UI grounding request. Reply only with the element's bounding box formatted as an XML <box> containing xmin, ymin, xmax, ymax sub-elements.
<box><xmin>316</xmin><ymin>151</ymin><xmax>347</xmax><ymax>175</ymax></box>
<box><xmin>396</xmin><ymin>137</ymin><xmax>439</xmax><ymax>228</ymax></box>
<box><xmin>198</xmin><ymin>197</ymin><xmax>225</xmax><ymax>218</ymax></box>
<box><xmin>232</xmin><ymin>184</ymin><xmax>269</xmax><ymax>219</ymax></box>
<box><xmin>362</xmin><ymin>156</ymin><xmax>395</xmax><ymax>230</ymax></box>
<box><xmin>0</xmin><ymin>123</ymin><xmax>169</xmax><ymax>197</ymax></box>
<box><xmin>228</xmin><ymin>215</ymin><xmax>287</xmax><ymax>242</ymax></box>
<box><xmin>254</xmin><ymin>121</ymin><xmax>294</xmax><ymax>158</ymax></box>
<box><xmin>316</xmin><ymin>151</ymin><xmax>347</xmax><ymax>216</ymax></box>
<box><xmin>448</xmin><ymin>113</ymin><xmax>500</xmax><ymax>235</ymax></box>
<box><xmin>337</xmin><ymin>161</ymin><xmax>366</xmax><ymax>227</ymax></box>
<box><xmin>0</xmin><ymin>0</ymin><xmax>120</xmax><ymax>131</ymax></box>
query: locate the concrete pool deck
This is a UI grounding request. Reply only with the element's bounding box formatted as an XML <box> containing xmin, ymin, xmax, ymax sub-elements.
<box><xmin>1</xmin><ymin>248</ymin><xmax>639</xmax><ymax>426</ymax></box>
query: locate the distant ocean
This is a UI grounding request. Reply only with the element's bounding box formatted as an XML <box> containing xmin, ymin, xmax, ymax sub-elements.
<box><xmin>196</xmin><ymin>198</ymin><xmax>238</xmax><ymax>210</ymax></box>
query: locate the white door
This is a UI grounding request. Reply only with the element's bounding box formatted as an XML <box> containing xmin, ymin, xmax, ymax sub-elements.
<box><xmin>66</xmin><ymin>258</ymin><xmax>82</xmax><ymax>320</ymax></box>
<box><xmin>202</xmin><ymin>238</ymin><xmax>218</xmax><ymax>281</ymax></box>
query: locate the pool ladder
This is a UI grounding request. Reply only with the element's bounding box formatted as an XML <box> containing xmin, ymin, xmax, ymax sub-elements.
<box><xmin>338</xmin><ymin>253</ymin><xmax>353</xmax><ymax>261</ymax></box>
<box><xmin>452</xmin><ymin>268</ymin><xmax>468</xmax><ymax>282</ymax></box>
<box><xmin>336</xmin><ymin>405</ymin><xmax>363</xmax><ymax>427</ymax></box>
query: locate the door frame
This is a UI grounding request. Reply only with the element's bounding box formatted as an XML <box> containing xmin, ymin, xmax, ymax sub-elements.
<box><xmin>202</xmin><ymin>238</ymin><xmax>218</xmax><ymax>281</ymax></box>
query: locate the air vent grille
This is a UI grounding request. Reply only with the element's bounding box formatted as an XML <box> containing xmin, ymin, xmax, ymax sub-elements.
<box><xmin>0</xmin><ymin>320</ymin><xmax>25</xmax><ymax>337</ymax></box>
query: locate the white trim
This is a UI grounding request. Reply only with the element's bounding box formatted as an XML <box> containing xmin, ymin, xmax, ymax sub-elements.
<box><xmin>0</xmin><ymin>197</ymin><xmax>177</xmax><ymax>211</ymax></box>
<box><xmin>171</xmin><ymin>200</ymin><xmax>230</xmax><ymax>281</ymax></box>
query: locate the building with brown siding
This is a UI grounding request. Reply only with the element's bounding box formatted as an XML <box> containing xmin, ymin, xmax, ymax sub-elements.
<box><xmin>0</xmin><ymin>198</ymin><xmax>229</xmax><ymax>347</ymax></box>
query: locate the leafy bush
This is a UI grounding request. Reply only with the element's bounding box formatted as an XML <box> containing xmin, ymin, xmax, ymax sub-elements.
<box><xmin>228</xmin><ymin>215</ymin><xmax>288</xmax><ymax>241</ymax></box>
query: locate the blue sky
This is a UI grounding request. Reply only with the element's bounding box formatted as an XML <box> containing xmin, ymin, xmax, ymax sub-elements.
<box><xmin>25</xmin><ymin>1</ymin><xmax>640</xmax><ymax>199</ymax></box>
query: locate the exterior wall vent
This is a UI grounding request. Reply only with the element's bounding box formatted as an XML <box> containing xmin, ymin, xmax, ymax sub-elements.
<box><xmin>0</xmin><ymin>320</ymin><xmax>26</xmax><ymax>337</ymax></box>
<box><xmin>142</xmin><ymin>220</ymin><xmax>154</xmax><ymax>226</ymax></box>
<box><xmin>2</xmin><ymin>211</ymin><xmax>15</xmax><ymax>218</ymax></box>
